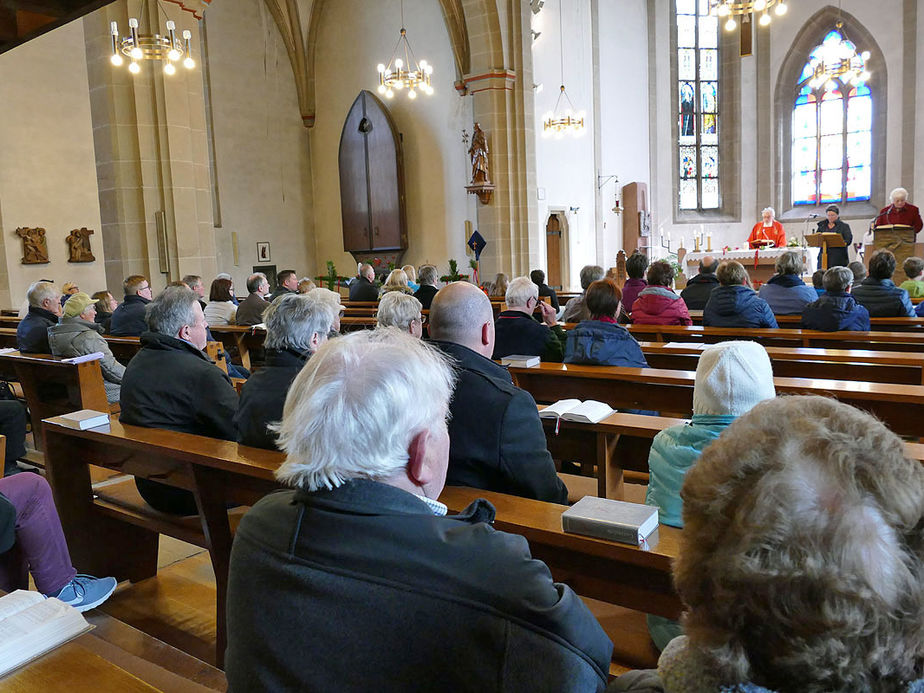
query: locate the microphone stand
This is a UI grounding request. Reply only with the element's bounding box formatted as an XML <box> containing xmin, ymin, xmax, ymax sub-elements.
<box><xmin>802</xmin><ymin>213</ymin><xmax>818</xmax><ymax>269</ymax></box>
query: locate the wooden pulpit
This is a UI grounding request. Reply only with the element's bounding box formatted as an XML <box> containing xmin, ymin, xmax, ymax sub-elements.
<box><xmin>806</xmin><ymin>232</ymin><xmax>846</xmax><ymax>271</ymax></box>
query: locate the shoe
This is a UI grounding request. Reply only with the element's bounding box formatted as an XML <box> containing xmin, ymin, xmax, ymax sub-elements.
<box><xmin>47</xmin><ymin>574</ymin><xmax>118</xmax><ymax>612</ymax></box>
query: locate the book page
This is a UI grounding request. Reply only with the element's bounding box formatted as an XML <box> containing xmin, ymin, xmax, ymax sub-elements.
<box><xmin>0</xmin><ymin>590</ymin><xmax>44</xmax><ymax>621</ymax></box>
<box><xmin>562</xmin><ymin>400</ymin><xmax>614</xmax><ymax>423</ymax></box>
<box><xmin>538</xmin><ymin>399</ymin><xmax>582</xmax><ymax>418</ymax></box>
<box><xmin>0</xmin><ymin>598</ymin><xmax>89</xmax><ymax>676</ymax></box>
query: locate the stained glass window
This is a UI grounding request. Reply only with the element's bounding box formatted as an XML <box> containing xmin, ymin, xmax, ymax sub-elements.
<box><xmin>791</xmin><ymin>31</ymin><xmax>872</xmax><ymax>206</ymax></box>
<box><xmin>676</xmin><ymin>0</ymin><xmax>719</xmax><ymax>210</ymax></box>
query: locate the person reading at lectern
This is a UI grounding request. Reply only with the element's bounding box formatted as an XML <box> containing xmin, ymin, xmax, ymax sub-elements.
<box><xmin>814</xmin><ymin>204</ymin><xmax>852</xmax><ymax>270</ymax></box>
<box><xmin>747</xmin><ymin>207</ymin><xmax>786</xmax><ymax>249</ymax></box>
<box><xmin>875</xmin><ymin>187</ymin><xmax>923</xmax><ymax>232</ymax></box>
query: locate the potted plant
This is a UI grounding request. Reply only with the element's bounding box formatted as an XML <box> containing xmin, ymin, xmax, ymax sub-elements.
<box><xmin>439</xmin><ymin>258</ymin><xmax>470</xmax><ymax>283</ymax></box>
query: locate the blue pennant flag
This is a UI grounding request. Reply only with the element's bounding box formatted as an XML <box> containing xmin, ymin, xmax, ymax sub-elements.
<box><xmin>467</xmin><ymin>230</ymin><xmax>487</xmax><ymax>260</ymax></box>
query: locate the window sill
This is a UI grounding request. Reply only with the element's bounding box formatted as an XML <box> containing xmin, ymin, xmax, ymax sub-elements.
<box><xmin>779</xmin><ymin>201</ymin><xmax>878</xmax><ymax>222</ymax></box>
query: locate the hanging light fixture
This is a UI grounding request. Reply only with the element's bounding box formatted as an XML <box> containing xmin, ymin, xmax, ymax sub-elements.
<box><xmin>807</xmin><ymin>21</ymin><xmax>870</xmax><ymax>92</ymax></box>
<box><xmin>110</xmin><ymin>0</ymin><xmax>195</xmax><ymax>75</ymax></box>
<box><xmin>709</xmin><ymin>0</ymin><xmax>788</xmax><ymax>32</ymax></box>
<box><xmin>376</xmin><ymin>0</ymin><xmax>433</xmax><ymax>100</ymax></box>
<box><xmin>542</xmin><ymin>1</ymin><xmax>585</xmax><ymax>138</ymax></box>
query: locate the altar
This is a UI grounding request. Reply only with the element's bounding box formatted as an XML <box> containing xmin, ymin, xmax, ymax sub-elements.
<box><xmin>684</xmin><ymin>247</ymin><xmax>807</xmax><ymax>286</ymax></box>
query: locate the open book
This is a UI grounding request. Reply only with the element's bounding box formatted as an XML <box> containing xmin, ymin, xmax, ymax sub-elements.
<box><xmin>0</xmin><ymin>590</ymin><xmax>92</xmax><ymax>677</ymax></box>
<box><xmin>538</xmin><ymin>399</ymin><xmax>614</xmax><ymax>424</ymax></box>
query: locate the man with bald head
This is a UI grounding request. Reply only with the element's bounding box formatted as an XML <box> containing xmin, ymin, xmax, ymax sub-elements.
<box><xmin>429</xmin><ymin>282</ymin><xmax>568</xmax><ymax>503</ymax></box>
<box><xmin>680</xmin><ymin>255</ymin><xmax>719</xmax><ymax>310</ymax></box>
<box><xmin>349</xmin><ymin>263</ymin><xmax>379</xmax><ymax>302</ymax></box>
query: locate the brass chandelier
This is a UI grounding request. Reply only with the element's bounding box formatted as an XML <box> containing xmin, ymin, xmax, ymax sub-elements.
<box><xmin>541</xmin><ymin>0</ymin><xmax>585</xmax><ymax>138</ymax></box>
<box><xmin>110</xmin><ymin>0</ymin><xmax>195</xmax><ymax>75</ymax></box>
<box><xmin>709</xmin><ymin>0</ymin><xmax>788</xmax><ymax>31</ymax></box>
<box><xmin>375</xmin><ymin>0</ymin><xmax>433</xmax><ymax>100</ymax></box>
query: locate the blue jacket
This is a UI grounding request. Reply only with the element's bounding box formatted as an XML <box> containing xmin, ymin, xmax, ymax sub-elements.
<box><xmin>703</xmin><ymin>285</ymin><xmax>778</xmax><ymax>328</ymax></box>
<box><xmin>16</xmin><ymin>305</ymin><xmax>58</xmax><ymax>353</ymax></box>
<box><xmin>109</xmin><ymin>294</ymin><xmax>152</xmax><ymax>336</ymax></box>
<box><xmin>564</xmin><ymin>320</ymin><xmax>648</xmax><ymax>368</ymax></box>
<box><xmin>801</xmin><ymin>292</ymin><xmax>870</xmax><ymax>332</ymax></box>
<box><xmin>916</xmin><ymin>300</ymin><xmax>924</xmax><ymax>317</ymax></box>
<box><xmin>758</xmin><ymin>274</ymin><xmax>818</xmax><ymax>315</ymax></box>
<box><xmin>851</xmin><ymin>277</ymin><xmax>915</xmax><ymax>317</ymax></box>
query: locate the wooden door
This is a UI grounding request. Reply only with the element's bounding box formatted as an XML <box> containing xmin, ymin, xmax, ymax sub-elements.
<box><xmin>546</xmin><ymin>214</ymin><xmax>562</xmax><ymax>289</ymax></box>
<box><xmin>339</xmin><ymin>93</ymin><xmax>372</xmax><ymax>252</ymax></box>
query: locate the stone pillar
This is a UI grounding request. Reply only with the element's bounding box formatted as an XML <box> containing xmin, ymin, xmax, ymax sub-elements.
<box><xmin>83</xmin><ymin>0</ymin><xmax>217</xmax><ymax>293</ymax></box>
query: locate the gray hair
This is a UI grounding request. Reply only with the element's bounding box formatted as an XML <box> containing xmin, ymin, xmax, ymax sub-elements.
<box><xmin>823</xmin><ymin>266</ymin><xmax>853</xmax><ymax>293</ymax></box>
<box><xmin>505</xmin><ymin>276</ymin><xmax>539</xmax><ymax>308</ymax></box>
<box><xmin>761</xmin><ymin>207</ymin><xmax>775</xmax><ymax>218</ymax></box>
<box><xmin>890</xmin><ymin>187</ymin><xmax>909</xmax><ymax>202</ymax></box>
<box><xmin>145</xmin><ymin>285</ymin><xmax>199</xmax><ymax>336</ymax></box>
<box><xmin>246</xmin><ymin>273</ymin><xmax>267</xmax><ymax>294</ymax></box>
<box><xmin>181</xmin><ymin>274</ymin><xmax>202</xmax><ymax>290</ymax></box>
<box><xmin>676</xmin><ymin>396</ymin><xmax>923</xmax><ymax>690</ymax></box>
<box><xmin>579</xmin><ymin>265</ymin><xmax>605</xmax><ymax>291</ymax></box>
<box><xmin>307</xmin><ymin>288</ymin><xmax>342</xmax><ymax>328</ymax></box>
<box><xmin>377</xmin><ymin>293</ymin><xmax>422</xmax><ymax>331</ymax></box>
<box><xmin>27</xmin><ymin>281</ymin><xmax>58</xmax><ymax>308</ymax></box>
<box><xmin>418</xmin><ymin>264</ymin><xmax>439</xmax><ymax>286</ymax></box>
<box><xmin>264</xmin><ymin>293</ymin><xmax>334</xmax><ymax>352</ymax></box>
<box><xmin>274</xmin><ymin>329</ymin><xmax>455</xmax><ymax>491</ymax></box>
<box><xmin>774</xmin><ymin>250</ymin><xmax>803</xmax><ymax>276</ymax></box>
<box><xmin>216</xmin><ymin>272</ymin><xmax>232</xmax><ymax>281</ymax></box>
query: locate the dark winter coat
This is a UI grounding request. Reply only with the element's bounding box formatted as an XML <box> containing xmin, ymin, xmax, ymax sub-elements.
<box><xmin>814</xmin><ymin>218</ymin><xmax>852</xmax><ymax>269</ymax></box>
<box><xmin>801</xmin><ymin>292</ymin><xmax>871</xmax><ymax>332</ymax></box>
<box><xmin>16</xmin><ymin>305</ymin><xmax>58</xmax><ymax>353</ymax></box>
<box><xmin>234</xmin><ymin>348</ymin><xmax>309</xmax><ymax>449</ymax></box>
<box><xmin>851</xmin><ymin>277</ymin><xmax>915</xmax><ymax>318</ymax></box>
<box><xmin>758</xmin><ymin>273</ymin><xmax>818</xmax><ymax>315</ymax></box>
<box><xmin>564</xmin><ymin>320</ymin><xmax>649</xmax><ymax>368</ymax></box>
<box><xmin>703</xmin><ymin>285</ymin><xmax>778</xmax><ymax>328</ymax></box>
<box><xmin>413</xmin><ymin>284</ymin><xmax>439</xmax><ymax>309</ymax></box>
<box><xmin>492</xmin><ymin>310</ymin><xmax>564</xmax><ymax>362</ymax></box>
<box><xmin>348</xmin><ymin>276</ymin><xmax>379</xmax><ymax>302</ymax></box>
<box><xmin>679</xmin><ymin>273</ymin><xmax>719</xmax><ymax>311</ymax></box>
<box><xmin>235</xmin><ymin>292</ymin><xmax>270</xmax><ymax>326</ymax></box>
<box><xmin>109</xmin><ymin>294</ymin><xmax>151</xmax><ymax>336</ymax></box>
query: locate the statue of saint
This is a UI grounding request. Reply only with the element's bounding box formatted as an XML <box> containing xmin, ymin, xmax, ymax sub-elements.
<box><xmin>469</xmin><ymin>123</ymin><xmax>490</xmax><ymax>186</ymax></box>
<box><xmin>16</xmin><ymin>227</ymin><xmax>49</xmax><ymax>264</ymax></box>
<box><xmin>67</xmin><ymin>227</ymin><xmax>95</xmax><ymax>263</ymax></box>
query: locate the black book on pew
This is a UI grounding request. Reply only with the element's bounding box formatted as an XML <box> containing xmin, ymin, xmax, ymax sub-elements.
<box><xmin>562</xmin><ymin>496</ymin><xmax>659</xmax><ymax>547</ymax></box>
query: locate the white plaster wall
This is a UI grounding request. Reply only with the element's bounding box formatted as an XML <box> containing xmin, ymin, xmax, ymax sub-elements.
<box><xmin>0</xmin><ymin>21</ymin><xmax>105</xmax><ymax>309</ymax></box>
<box><xmin>310</xmin><ymin>0</ymin><xmax>472</xmax><ymax>280</ymax></box>
<box><xmin>532</xmin><ymin>0</ymin><xmax>596</xmax><ymax>289</ymax></box>
<box><xmin>204</xmin><ymin>0</ymin><xmax>315</xmax><ymax>290</ymax></box>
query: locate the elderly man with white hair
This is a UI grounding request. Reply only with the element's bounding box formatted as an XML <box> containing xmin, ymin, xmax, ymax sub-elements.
<box><xmin>429</xmin><ymin>282</ymin><xmax>568</xmax><ymax>503</ymax></box>
<box><xmin>747</xmin><ymin>207</ymin><xmax>786</xmax><ymax>249</ymax></box>
<box><xmin>875</xmin><ymin>186</ymin><xmax>923</xmax><ymax>233</ymax></box>
<box><xmin>308</xmin><ymin>287</ymin><xmax>344</xmax><ymax>334</ymax></box>
<box><xmin>376</xmin><ymin>292</ymin><xmax>424</xmax><ymax>338</ymax></box>
<box><xmin>225</xmin><ymin>329</ymin><xmax>613</xmax><ymax>691</ymax></box>
<box><xmin>235</xmin><ymin>293</ymin><xmax>336</xmax><ymax>449</ymax></box>
<box><xmin>492</xmin><ymin>276</ymin><xmax>565</xmax><ymax>361</ymax></box>
<box><xmin>16</xmin><ymin>280</ymin><xmax>62</xmax><ymax>353</ymax></box>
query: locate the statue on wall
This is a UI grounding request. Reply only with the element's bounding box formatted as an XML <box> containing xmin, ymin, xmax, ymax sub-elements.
<box><xmin>16</xmin><ymin>227</ymin><xmax>49</xmax><ymax>264</ymax></box>
<box><xmin>465</xmin><ymin>122</ymin><xmax>494</xmax><ymax>205</ymax></box>
<box><xmin>66</xmin><ymin>227</ymin><xmax>96</xmax><ymax>263</ymax></box>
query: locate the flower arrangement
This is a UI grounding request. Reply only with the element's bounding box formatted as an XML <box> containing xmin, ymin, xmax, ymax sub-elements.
<box><xmin>439</xmin><ymin>258</ymin><xmax>470</xmax><ymax>283</ymax></box>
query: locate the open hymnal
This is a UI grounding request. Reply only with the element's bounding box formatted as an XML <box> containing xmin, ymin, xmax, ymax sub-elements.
<box><xmin>0</xmin><ymin>590</ymin><xmax>92</xmax><ymax>677</ymax></box>
<box><xmin>500</xmin><ymin>354</ymin><xmax>540</xmax><ymax>368</ymax></box>
<box><xmin>60</xmin><ymin>352</ymin><xmax>104</xmax><ymax>364</ymax></box>
<box><xmin>45</xmin><ymin>409</ymin><xmax>110</xmax><ymax>431</ymax></box>
<box><xmin>561</xmin><ymin>496</ymin><xmax>659</xmax><ymax>547</ymax></box>
<box><xmin>538</xmin><ymin>399</ymin><xmax>614</xmax><ymax>425</ymax></box>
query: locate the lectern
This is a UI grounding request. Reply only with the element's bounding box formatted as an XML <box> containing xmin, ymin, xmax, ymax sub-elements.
<box><xmin>870</xmin><ymin>224</ymin><xmax>916</xmax><ymax>282</ymax></box>
<box><xmin>806</xmin><ymin>232</ymin><xmax>846</xmax><ymax>270</ymax></box>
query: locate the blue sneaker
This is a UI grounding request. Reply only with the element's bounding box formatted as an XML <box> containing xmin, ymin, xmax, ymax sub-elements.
<box><xmin>48</xmin><ymin>574</ymin><xmax>118</xmax><ymax>612</ymax></box>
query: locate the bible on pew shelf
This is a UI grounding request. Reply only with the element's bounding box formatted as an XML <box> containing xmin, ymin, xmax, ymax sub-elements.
<box><xmin>539</xmin><ymin>399</ymin><xmax>614</xmax><ymax>425</ymax></box>
<box><xmin>45</xmin><ymin>409</ymin><xmax>110</xmax><ymax>431</ymax></box>
<box><xmin>500</xmin><ymin>354</ymin><xmax>540</xmax><ymax>368</ymax></box>
<box><xmin>0</xmin><ymin>590</ymin><xmax>92</xmax><ymax>677</ymax></box>
<box><xmin>562</xmin><ymin>496</ymin><xmax>659</xmax><ymax>547</ymax></box>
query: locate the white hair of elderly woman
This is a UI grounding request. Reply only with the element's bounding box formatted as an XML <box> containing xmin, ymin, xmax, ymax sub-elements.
<box><xmin>761</xmin><ymin>207</ymin><xmax>775</xmax><ymax>218</ymax></box>
<box><xmin>890</xmin><ymin>187</ymin><xmax>909</xmax><ymax>202</ymax></box>
<box><xmin>376</xmin><ymin>292</ymin><xmax>422</xmax><ymax>332</ymax></box>
<box><xmin>263</xmin><ymin>293</ymin><xmax>335</xmax><ymax>352</ymax></box>
<box><xmin>505</xmin><ymin>276</ymin><xmax>539</xmax><ymax>308</ymax></box>
<box><xmin>273</xmin><ymin>329</ymin><xmax>455</xmax><ymax>491</ymax></box>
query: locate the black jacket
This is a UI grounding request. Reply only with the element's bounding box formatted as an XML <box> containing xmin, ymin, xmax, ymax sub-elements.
<box><xmin>348</xmin><ymin>276</ymin><xmax>379</xmax><ymax>302</ymax></box>
<box><xmin>268</xmin><ymin>287</ymin><xmax>296</xmax><ymax>302</ymax></box>
<box><xmin>814</xmin><ymin>218</ymin><xmax>852</xmax><ymax>269</ymax></box>
<box><xmin>226</xmin><ymin>480</ymin><xmax>612</xmax><ymax>692</ymax></box>
<box><xmin>234</xmin><ymin>348</ymin><xmax>308</xmax><ymax>449</ymax></box>
<box><xmin>109</xmin><ymin>295</ymin><xmax>151</xmax><ymax>336</ymax></box>
<box><xmin>94</xmin><ymin>310</ymin><xmax>113</xmax><ymax>335</ymax></box>
<box><xmin>801</xmin><ymin>292</ymin><xmax>870</xmax><ymax>331</ymax></box>
<box><xmin>535</xmin><ymin>282</ymin><xmax>560</xmax><ymax>310</ymax></box>
<box><xmin>679</xmin><ymin>273</ymin><xmax>719</xmax><ymax>310</ymax></box>
<box><xmin>235</xmin><ymin>292</ymin><xmax>270</xmax><ymax>326</ymax></box>
<box><xmin>703</xmin><ymin>285</ymin><xmax>778</xmax><ymax>328</ymax></box>
<box><xmin>851</xmin><ymin>277</ymin><xmax>915</xmax><ymax>317</ymax></box>
<box><xmin>120</xmin><ymin>331</ymin><xmax>238</xmax><ymax>514</ymax></box>
<box><xmin>492</xmin><ymin>310</ymin><xmax>564</xmax><ymax>362</ymax></box>
<box><xmin>16</xmin><ymin>305</ymin><xmax>58</xmax><ymax>353</ymax></box>
<box><xmin>413</xmin><ymin>283</ymin><xmax>439</xmax><ymax>309</ymax></box>
<box><xmin>433</xmin><ymin>341</ymin><xmax>568</xmax><ymax>504</ymax></box>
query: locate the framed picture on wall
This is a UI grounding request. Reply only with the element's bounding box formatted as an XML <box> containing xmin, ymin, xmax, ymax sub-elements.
<box><xmin>257</xmin><ymin>242</ymin><xmax>271</xmax><ymax>263</ymax></box>
<box><xmin>253</xmin><ymin>265</ymin><xmax>277</xmax><ymax>290</ymax></box>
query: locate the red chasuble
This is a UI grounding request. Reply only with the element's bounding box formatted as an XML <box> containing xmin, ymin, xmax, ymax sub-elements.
<box><xmin>747</xmin><ymin>221</ymin><xmax>786</xmax><ymax>249</ymax></box>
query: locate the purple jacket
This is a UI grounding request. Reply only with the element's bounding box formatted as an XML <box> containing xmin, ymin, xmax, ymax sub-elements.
<box><xmin>622</xmin><ymin>278</ymin><xmax>647</xmax><ymax>317</ymax></box>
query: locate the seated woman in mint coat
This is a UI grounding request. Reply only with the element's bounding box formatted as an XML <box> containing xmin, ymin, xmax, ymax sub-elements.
<box><xmin>644</xmin><ymin>340</ymin><xmax>775</xmax><ymax>651</ymax></box>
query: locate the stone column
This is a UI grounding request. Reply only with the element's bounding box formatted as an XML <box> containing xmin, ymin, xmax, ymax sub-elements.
<box><xmin>83</xmin><ymin>0</ymin><xmax>217</xmax><ymax>293</ymax></box>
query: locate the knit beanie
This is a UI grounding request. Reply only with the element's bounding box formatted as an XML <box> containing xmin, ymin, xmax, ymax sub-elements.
<box><xmin>63</xmin><ymin>292</ymin><xmax>96</xmax><ymax>319</ymax></box>
<box><xmin>692</xmin><ymin>341</ymin><xmax>775</xmax><ymax>416</ymax></box>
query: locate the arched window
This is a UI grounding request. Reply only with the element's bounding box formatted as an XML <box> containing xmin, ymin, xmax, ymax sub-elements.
<box><xmin>789</xmin><ymin>29</ymin><xmax>874</xmax><ymax>207</ymax></box>
<box><xmin>676</xmin><ymin>0</ymin><xmax>719</xmax><ymax>210</ymax></box>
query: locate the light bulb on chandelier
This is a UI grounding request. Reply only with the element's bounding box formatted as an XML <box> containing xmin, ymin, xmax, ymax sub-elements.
<box><xmin>711</xmin><ymin>0</ymin><xmax>787</xmax><ymax>30</ymax></box>
<box><xmin>374</xmin><ymin>0</ymin><xmax>433</xmax><ymax>101</ymax></box>
<box><xmin>110</xmin><ymin>3</ymin><xmax>196</xmax><ymax>76</ymax></box>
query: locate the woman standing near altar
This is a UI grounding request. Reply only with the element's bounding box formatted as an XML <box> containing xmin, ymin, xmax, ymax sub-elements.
<box><xmin>747</xmin><ymin>207</ymin><xmax>786</xmax><ymax>249</ymax></box>
<box><xmin>814</xmin><ymin>204</ymin><xmax>852</xmax><ymax>270</ymax></box>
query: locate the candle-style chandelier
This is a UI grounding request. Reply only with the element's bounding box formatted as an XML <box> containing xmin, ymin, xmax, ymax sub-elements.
<box><xmin>375</xmin><ymin>0</ymin><xmax>433</xmax><ymax>100</ymax></box>
<box><xmin>542</xmin><ymin>0</ymin><xmax>585</xmax><ymax>138</ymax></box>
<box><xmin>806</xmin><ymin>21</ymin><xmax>870</xmax><ymax>92</ymax></box>
<box><xmin>109</xmin><ymin>0</ymin><xmax>195</xmax><ymax>75</ymax></box>
<box><xmin>709</xmin><ymin>0</ymin><xmax>788</xmax><ymax>32</ymax></box>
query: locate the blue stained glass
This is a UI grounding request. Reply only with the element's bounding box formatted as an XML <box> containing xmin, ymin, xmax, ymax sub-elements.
<box><xmin>819</xmin><ymin>134</ymin><xmax>843</xmax><ymax>169</ymax></box>
<box><xmin>846</xmin><ymin>166</ymin><xmax>871</xmax><ymax>201</ymax></box>
<box><xmin>820</xmin><ymin>169</ymin><xmax>842</xmax><ymax>202</ymax></box>
<box><xmin>793</xmin><ymin>137</ymin><xmax>817</xmax><ymax>172</ymax></box>
<box><xmin>819</xmin><ymin>95</ymin><xmax>843</xmax><ymax>136</ymax></box>
<box><xmin>793</xmin><ymin>170</ymin><xmax>817</xmax><ymax>205</ymax></box>
<box><xmin>846</xmin><ymin>132</ymin><xmax>871</xmax><ymax>167</ymax></box>
<box><xmin>854</xmin><ymin>84</ymin><xmax>871</xmax><ymax>96</ymax></box>
<box><xmin>793</xmin><ymin>102</ymin><xmax>816</xmax><ymax>138</ymax></box>
<box><xmin>847</xmin><ymin>95</ymin><xmax>871</xmax><ymax>133</ymax></box>
<box><xmin>701</xmin><ymin>146</ymin><xmax>718</xmax><ymax>178</ymax></box>
<box><xmin>798</xmin><ymin>61</ymin><xmax>814</xmax><ymax>83</ymax></box>
<box><xmin>701</xmin><ymin>82</ymin><xmax>717</xmax><ymax>113</ymax></box>
<box><xmin>680</xmin><ymin>146</ymin><xmax>697</xmax><ymax>179</ymax></box>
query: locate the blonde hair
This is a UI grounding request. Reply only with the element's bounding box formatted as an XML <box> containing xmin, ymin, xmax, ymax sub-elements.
<box><xmin>401</xmin><ymin>265</ymin><xmax>417</xmax><ymax>283</ymax></box>
<box><xmin>380</xmin><ymin>269</ymin><xmax>414</xmax><ymax>296</ymax></box>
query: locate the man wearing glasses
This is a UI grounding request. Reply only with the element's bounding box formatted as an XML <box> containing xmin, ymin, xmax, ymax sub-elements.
<box><xmin>110</xmin><ymin>275</ymin><xmax>154</xmax><ymax>336</ymax></box>
<box><xmin>492</xmin><ymin>276</ymin><xmax>564</xmax><ymax>362</ymax></box>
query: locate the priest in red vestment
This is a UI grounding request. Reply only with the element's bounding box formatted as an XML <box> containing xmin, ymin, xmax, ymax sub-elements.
<box><xmin>875</xmin><ymin>187</ymin><xmax>923</xmax><ymax>233</ymax></box>
<box><xmin>748</xmin><ymin>207</ymin><xmax>787</xmax><ymax>249</ymax></box>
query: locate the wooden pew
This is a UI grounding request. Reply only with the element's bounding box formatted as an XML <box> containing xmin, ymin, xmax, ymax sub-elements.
<box><xmin>509</xmin><ymin>362</ymin><xmax>924</xmax><ymax>438</ymax></box>
<box><xmin>208</xmin><ymin>325</ymin><xmax>264</xmax><ymax>370</ymax></box>
<box><xmin>0</xmin><ymin>326</ymin><xmax>18</xmax><ymax>349</ymax></box>
<box><xmin>639</xmin><ymin>342</ymin><xmax>924</xmax><ymax>385</ymax></box>
<box><xmin>0</xmin><ymin>315</ymin><xmax>21</xmax><ymax>328</ymax></box>
<box><xmin>686</xmin><ymin>311</ymin><xmax>924</xmax><ymax>332</ymax></box>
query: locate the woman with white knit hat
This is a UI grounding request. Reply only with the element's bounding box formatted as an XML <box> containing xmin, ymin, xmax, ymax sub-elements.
<box><xmin>644</xmin><ymin>340</ymin><xmax>775</xmax><ymax>650</ymax></box>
